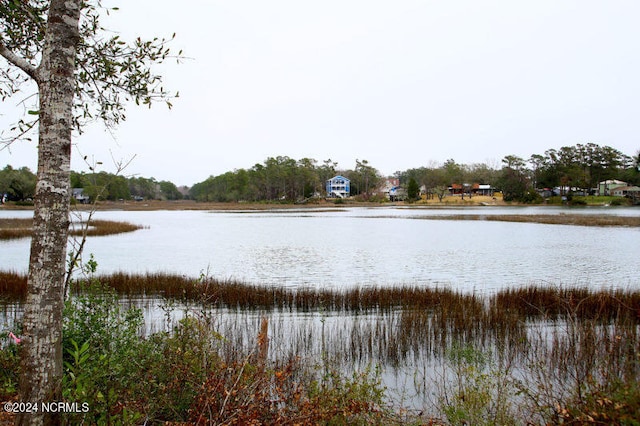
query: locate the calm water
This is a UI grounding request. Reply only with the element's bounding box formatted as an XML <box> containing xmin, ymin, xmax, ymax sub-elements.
<box><xmin>1</xmin><ymin>206</ymin><xmax>639</xmax><ymax>292</ymax></box>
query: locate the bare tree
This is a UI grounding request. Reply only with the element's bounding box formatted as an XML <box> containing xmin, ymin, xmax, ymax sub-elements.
<box><xmin>1</xmin><ymin>2</ymin><xmax>179</xmax><ymax>424</ymax></box>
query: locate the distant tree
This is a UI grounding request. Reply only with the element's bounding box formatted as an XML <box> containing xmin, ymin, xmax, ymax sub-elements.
<box><xmin>129</xmin><ymin>176</ymin><xmax>159</xmax><ymax>200</ymax></box>
<box><xmin>406</xmin><ymin>177</ymin><xmax>420</xmax><ymax>202</ymax></box>
<box><xmin>528</xmin><ymin>154</ymin><xmax>546</xmax><ymax>189</ymax></box>
<box><xmin>1</xmin><ymin>2</ymin><xmax>179</xmax><ymax>421</ymax></box>
<box><xmin>0</xmin><ymin>165</ymin><xmax>37</xmax><ymax>200</ymax></box>
<box><xmin>75</xmin><ymin>171</ymin><xmax>130</xmax><ymax>201</ymax></box>
<box><xmin>70</xmin><ymin>170</ymin><xmax>85</xmax><ymax>189</ymax></box>
<box><xmin>426</xmin><ymin>167</ymin><xmax>450</xmax><ymax>202</ymax></box>
<box><xmin>317</xmin><ymin>158</ymin><xmax>338</xmax><ymax>196</ymax></box>
<box><xmin>466</xmin><ymin>162</ymin><xmax>499</xmax><ymax>186</ymax></box>
<box><xmin>348</xmin><ymin>159</ymin><xmax>381</xmax><ymax>198</ymax></box>
<box><xmin>158</xmin><ymin>180</ymin><xmax>182</xmax><ymax>200</ymax></box>
<box><xmin>621</xmin><ymin>149</ymin><xmax>640</xmax><ymax>186</ymax></box>
<box><xmin>498</xmin><ymin>155</ymin><xmax>531</xmax><ymax>202</ymax></box>
<box><xmin>297</xmin><ymin>157</ymin><xmax>319</xmax><ymax>199</ymax></box>
<box><xmin>443</xmin><ymin>159</ymin><xmax>464</xmax><ymax>186</ymax></box>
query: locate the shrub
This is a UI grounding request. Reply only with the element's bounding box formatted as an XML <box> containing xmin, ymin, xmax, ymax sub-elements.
<box><xmin>0</xmin><ymin>339</ymin><xmax>19</xmax><ymax>399</ymax></box>
<box><xmin>557</xmin><ymin>380</ymin><xmax>640</xmax><ymax>424</ymax></box>
<box><xmin>520</xmin><ymin>189</ymin><xmax>543</xmax><ymax>204</ymax></box>
<box><xmin>437</xmin><ymin>344</ymin><xmax>518</xmax><ymax>426</ymax></box>
<box><xmin>62</xmin><ymin>280</ymin><xmax>146</xmax><ymax>424</ymax></box>
<box><xmin>190</xmin><ymin>361</ymin><xmax>392</xmax><ymax>425</ymax></box>
<box><xmin>610</xmin><ymin>197</ymin><xmax>631</xmax><ymax>206</ymax></box>
<box><xmin>570</xmin><ymin>197</ymin><xmax>588</xmax><ymax>205</ymax></box>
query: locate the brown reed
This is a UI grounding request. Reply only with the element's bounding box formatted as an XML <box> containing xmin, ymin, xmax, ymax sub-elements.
<box><xmin>0</xmin><ymin>218</ymin><xmax>143</xmax><ymax>240</ymax></box>
<box><xmin>0</xmin><ymin>218</ymin><xmax>33</xmax><ymax>240</ymax></box>
<box><xmin>72</xmin><ymin>219</ymin><xmax>144</xmax><ymax>237</ymax></box>
<box><xmin>0</xmin><ymin>271</ymin><xmax>27</xmax><ymax>301</ymax></box>
<box><xmin>1</xmin><ymin>272</ymin><xmax>634</xmax><ymax>328</ymax></box>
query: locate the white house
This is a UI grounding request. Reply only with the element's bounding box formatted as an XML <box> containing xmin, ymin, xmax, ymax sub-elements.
<box><xmin>326</xmin><ymin>175</ymin><xmax>350</xmax><ymax>198</ymax></box>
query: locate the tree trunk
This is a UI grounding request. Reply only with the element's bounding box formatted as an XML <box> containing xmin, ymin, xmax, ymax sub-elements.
<box><xmin>18</xmin><ymin>1</ymin><xmax>81</xmax><ymax>425</ymax></box>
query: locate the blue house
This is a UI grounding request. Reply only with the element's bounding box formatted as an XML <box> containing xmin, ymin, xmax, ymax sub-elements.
<box><xmin>326</xmin><ymin>175</ymin><xmax>350</xmax><ymax>198</ymax></box>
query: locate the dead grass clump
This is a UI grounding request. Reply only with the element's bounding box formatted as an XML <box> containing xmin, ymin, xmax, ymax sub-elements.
<box><xmin>72</xmin><ymin>220</ymin><xmax>143</xmax><ymax>237</ymax></box>
<box><xmin>0</xmin><ymin>218</ymin><xmax>32</xmax><ymax>240</ymax></box>
<box><xmin>0</xmin><ymin>218</ymin><xmax>143</xmax><ymax>240</ymax></box>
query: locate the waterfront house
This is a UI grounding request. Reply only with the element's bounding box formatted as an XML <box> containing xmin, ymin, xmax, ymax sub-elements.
<box><xmin>326</xmin><ymin>175</ymin><xmax>350</xmax><ymax>198</ymax></box>
<box><xmin>449</xmin><ymin>183</ymin><xmax>463</xmax><ymax>195</ymax></box>
<box><xmin>473</xmin><ymin>184</ymin><xmax>494</xmax><ymax>196</ymax></box>
<box><xmin>376</xmin><ymin>178</ymin><xmax>400</xmax><ymax>199</ymax></box>
<box><xmin>72</xmin><ymin>188</ymin><xmax>90</xmax><ymax>204</ymax></box>
<box><xmin>598</xmin><ymin>180</ymin><xmax>627</xmax><ymax>196</ymax></box>
<box><xmin>612</xmin><ymin>186</ymin><xmax>640</xmax><ymax>197</ymax></box>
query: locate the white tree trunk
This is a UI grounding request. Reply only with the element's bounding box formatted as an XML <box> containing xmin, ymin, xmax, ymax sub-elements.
<box><xmin>18</xmin><ymin>1</ymin><xmax>81</xmax><ymax>425</ymax></box>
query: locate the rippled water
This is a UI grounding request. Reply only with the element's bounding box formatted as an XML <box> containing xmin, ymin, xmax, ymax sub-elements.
<box><xmin>2</xmin><ymin>205</ymin><xmax>638</xmax><ymax>291</ymax></box>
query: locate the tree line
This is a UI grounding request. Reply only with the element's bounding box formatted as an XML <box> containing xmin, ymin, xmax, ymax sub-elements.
<box><xmin>0</xmin><ymin>166</ymin><xmax>183</xmax><ymax>202</ymax></box>
<box><xmin>398</xmin><ymin>143</ymin><xmax>639</xmax><ymax>202</ymax></box>
<box><xmin>190</xmin><ymin>144</ymin><xmax>639</xmax><ymax>203</ymax></box>
<box><xmin>189</xmin><ymin>156</ymin><xmax>381</xmax><ymax>202</ymax></box>
<box><xmin>3</xmin><ymin>143</ymin><xmax>638</xmax><ymax>204</ymax></box>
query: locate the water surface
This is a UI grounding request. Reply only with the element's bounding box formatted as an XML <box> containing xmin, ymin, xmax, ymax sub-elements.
<box><xmin>1</xmin><ymin>206</ymin><xmax>638</xmax><ymax>291</ymax></box>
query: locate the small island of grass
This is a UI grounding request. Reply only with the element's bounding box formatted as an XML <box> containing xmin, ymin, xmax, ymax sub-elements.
<box><xmin>0</xmin><ymin>218</ymin><xmax>144</xmax><ymax>240</ymax></box>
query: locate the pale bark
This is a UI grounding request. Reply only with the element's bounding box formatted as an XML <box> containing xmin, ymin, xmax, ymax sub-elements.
<box><xmin>0</xmin><ymin>41</ymin><xmax>37</xmax><ymax>79</ymax></box>
<box><xmin>17</xmin><ymin>1</ymin><xmax>81</xmax><ymax>425</ymax></box>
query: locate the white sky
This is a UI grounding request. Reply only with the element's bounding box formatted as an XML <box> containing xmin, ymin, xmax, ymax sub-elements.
<box><xmin>2</xmin><ymin>0</ymin><xmax>640</xmax><ymax>186</ymax></box>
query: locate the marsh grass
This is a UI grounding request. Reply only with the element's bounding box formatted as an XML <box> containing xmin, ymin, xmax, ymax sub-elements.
<box><xmin>2</xmin><ymin>272</ymin><xmax>639</xmax><ymax>424</ymax></box>
<box><xmin>70</xmin><ymin>219</ymin><xmax>144</xmax><ymax>237</ymax></box>
<box><xmin>60</xmin><ymin>273</ymin><xmax>640</xmax><ymax>377</ymax></box>
<box><xmin>0</xmin><ymin>218</ymin><xmax>143</xmax><ymax>240</ymax></box>
<box><xmin>408</xmin><ymin>213</ymin><xmax>640</xmax><ymax>227</ymax></box>
<box><xmin>0</xmin><ymin>219</ymin><xmax>33</xmax><ymax>240</ymax></box>
<box><xmin>1</xmin><ymin>271</ymin><xmax>636</xmax><ymax>324</ymax></box>
<box><xmin>0</xmin><ymin>271</ymin><xmax>27</xmax><ymax>301</ymax></box>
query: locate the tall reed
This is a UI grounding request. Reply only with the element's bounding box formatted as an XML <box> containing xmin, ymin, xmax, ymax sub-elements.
<box><xmin>0</xmin><ymin>271</ymin><xmax>27</xmax><ymax>301</ymax></box>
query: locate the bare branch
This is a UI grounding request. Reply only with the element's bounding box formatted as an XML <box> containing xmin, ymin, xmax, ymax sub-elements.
<box><xmin>0</xmin><ymin>41</ymin><xmax>38</xmax><ymax>81</ymax></box>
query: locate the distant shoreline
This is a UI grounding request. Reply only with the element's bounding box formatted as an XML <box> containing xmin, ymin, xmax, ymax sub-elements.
<box><xmin>3</xmin><ymin>197</ymin><xmax>504</xmax><ymax>211</ymax></box>
<box><xmin>3</xmin><ymin>197</ymin><xmax>638</xmax><ymax>229</ymax></box>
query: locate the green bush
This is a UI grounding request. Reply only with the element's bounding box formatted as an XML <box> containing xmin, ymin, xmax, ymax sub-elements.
<box><xmin>570</xmin><ymin>197</ymin><xmax>588</xmax><ymax>205</ymax></box>
<box><xmin>438</xmin><ymin>344</ymin><xmax>518</xmax><ymax>426</ymax></box>
<box><xmin>521</xmin><ymin>189</ymin><xmax>543</xmax><ymax>204</ymax></box>
<box><xmin>0</xmin><ymin>338</ymin><xmax>19</xmax><ymax>399</ymax></box>
<box><xmin>62</xmin><ymin>280</ymin><xmax>146</xmax><ymax>424</ymax></box>
<box><xmin>610</xmin><ymin>197</ymin><xmax>631</xmax><ymax>206</ymax></box>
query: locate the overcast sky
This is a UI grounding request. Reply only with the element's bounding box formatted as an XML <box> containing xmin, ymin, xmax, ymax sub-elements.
<box><xmin>2</xmin><ymin>0</ymin><xmax>640</xmax><ymax>186</ymax></box>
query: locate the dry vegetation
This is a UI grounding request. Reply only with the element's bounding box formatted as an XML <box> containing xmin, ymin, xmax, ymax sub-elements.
<box><xmin>407</xmin><ymin>213</ymin><xmax>640</xmax><ymax>227</ymax></box>
<box><xmin>0</xmin><ymin>218</ymin><xmax>143</xmax><ymax>240</ymax></box>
